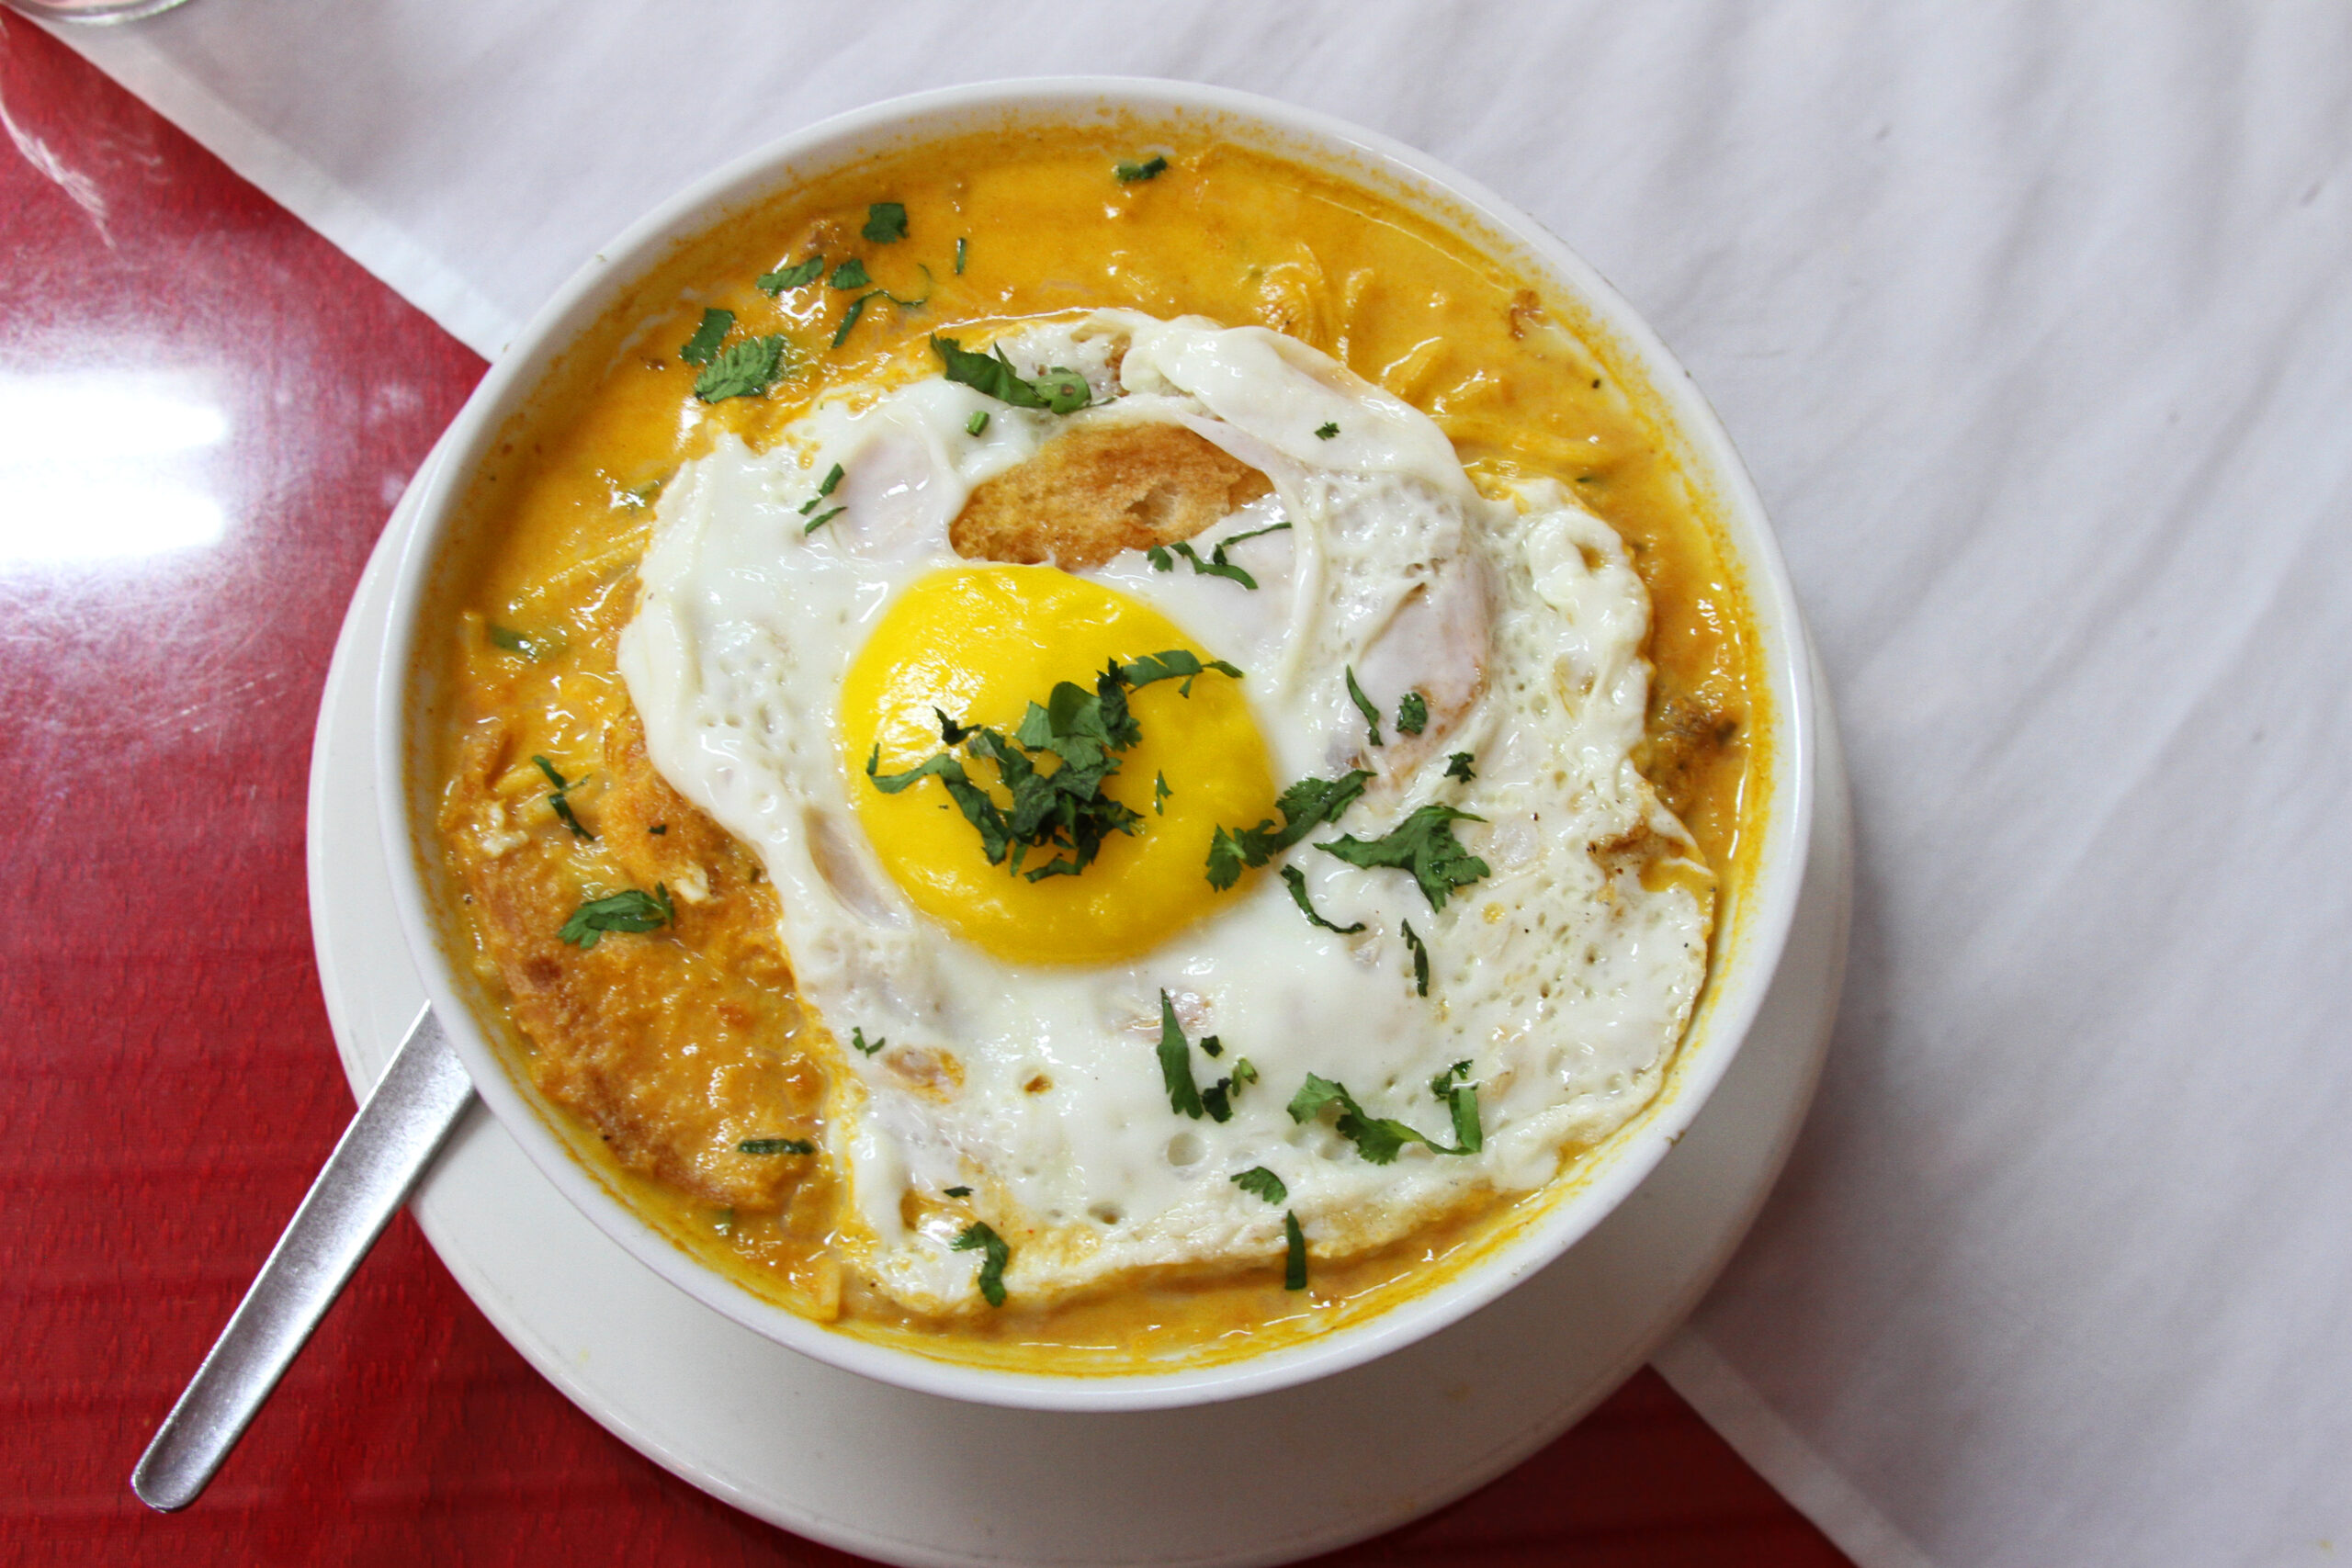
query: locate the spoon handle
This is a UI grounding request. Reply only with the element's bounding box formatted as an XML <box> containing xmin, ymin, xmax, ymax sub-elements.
<box><xmin>130</xmin><ymin>1005</ymin><xmax>474</xmax><ymax>1511</ymax></box>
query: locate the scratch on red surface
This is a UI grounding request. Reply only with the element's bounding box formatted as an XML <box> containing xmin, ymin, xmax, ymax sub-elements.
<box><xmin>0</xmin><ymin>17</ymin><xmax>113</xmax><ymax>246</ymax></box>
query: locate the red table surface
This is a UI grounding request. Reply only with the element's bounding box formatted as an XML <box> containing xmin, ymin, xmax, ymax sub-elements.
<box><xmin>0</xmin><ymin>19</ymin><xmax>1852</xmax><ymax>1566</ymax></box>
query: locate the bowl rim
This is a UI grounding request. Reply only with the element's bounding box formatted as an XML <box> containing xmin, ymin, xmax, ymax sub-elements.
<box><xmin>374</xmin><ymin>73</ymin><xmax>1815</xmax><ymax>1414</ymax></box>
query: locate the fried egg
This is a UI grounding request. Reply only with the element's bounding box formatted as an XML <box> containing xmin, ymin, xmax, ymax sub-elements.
<box><xmin>617</xmin><ymin>310</ymin><xmax>1711</xmax><ymax>1315</ymax></box>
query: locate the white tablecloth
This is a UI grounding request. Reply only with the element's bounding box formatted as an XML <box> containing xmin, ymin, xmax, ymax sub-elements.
<box><xmin>41</xmin><ymin>5</ymin><xmax>2352</xmax><ymax>1563</ymax></box>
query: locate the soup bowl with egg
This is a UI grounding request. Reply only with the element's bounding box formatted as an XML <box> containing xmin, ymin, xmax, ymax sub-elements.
<box><xmin>378</xmin><ymin>79</ymin><xmax>1815</xmax><ymax>1411</ymax></box>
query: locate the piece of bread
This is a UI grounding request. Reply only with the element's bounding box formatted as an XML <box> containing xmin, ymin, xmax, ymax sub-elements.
<box><xmin>950</xmin><ymin>419</ymin><xmax>1272</xmax><ymax>570</ymax></box>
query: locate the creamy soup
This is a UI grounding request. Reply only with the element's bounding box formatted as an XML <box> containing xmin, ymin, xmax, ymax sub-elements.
<box><xmin>425</xmin><ymin>124</ymin><xmax>1761</xmax><ymax>1374</ymax></box>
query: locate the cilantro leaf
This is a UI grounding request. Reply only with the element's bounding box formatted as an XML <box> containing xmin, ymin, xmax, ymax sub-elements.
<box><xmin>1284</xmin><ymin>1211</ymin><xmax>1307</xmax><ymax>1291</ymax></box>
<box><xmin>1431</xmin><ymin>1060</ymin><xmax>1483</xmax><ymax>1153</ymax></box>
<box><xmin>1317</xmin><ymin>804</ymin><xmax>1492</xmax><ymax>911</ymax></box>
<box><xmin>738</xmin><ymin>1137</ymin><xmax>815</xmax><ymax>1156</ymax></box>
<box><xmin>679</xmin><ymin>307</ymin><xmax>733</xmax><ymax>367</ymax></box>
<box><xmin>831</xmin><ymin>292</ymin><xmax>874</xmax><ymax>348</ymax></box>
<box><xmin>1315</xmin><ymin>422</ymin><xmax>1340</xmax><ymax>439</ymax></box>
<box><xmin>1154</xmin><ymin>771</ymin><xmax>1171</xmax><ymax>814</ymax></box>
<box><xmin>1118</xmin><ymin>649</ymin><xmax>1243</xmax><ymax>694</ymax></box>
<box><xmin>1285</xmin><ymin>1072</ymin><xmax>1467</xmax><ymax>1163</ymax></box>
<box><xmin>557</xmin><ymin>885</ymin><xmax>675</xmax><ymax>949</ymax></box>
<box><xmin>1115</xmin><ymin>154</ymin><xmax>1170</xmax><ymax>183</ymax></box>
<box><xmin>757</xmin><ymin>255</ymin><xmax>824</xmax><ymax>293</ymax></box>
<box><xmin>865</xmin><ymin>658</ymin><xmax>1238</xmax><ymax>883</ymax></box>
<box><xmin>1445</xmin><ymin>751</ymin><xmax>1477</xmax><ymax>783</ymax></box>
<box><xmin>829</xmin><ymin>257</ymin><xmax>871</xmax><ymax>290</ymax></box>
<box><xmin>862</xmin><ymin>201</ymin><xmax>909</xmax><ymax>243</ymax></box>
<box><xmin>1344</xmin><ymin>666</ymin><xmax>1384</xmax><ymax>747</ymax></box>
<box><xmin>931</xmin><ymin>334</ymin><xmax>1092</xmax><ymax>413</ymax></box>
<box><xmin>798</xmin><ymin>462</ymin><xmax>845</xmax><ymax>513</ymax></box>
<box><xmin>945</xmin><ymin>1185</ymin><xmax>972</xmax><ymax>1198</ymax></box>
<box><xmin>530</xmin><ymin>754</ymin><xmax>594</xmax><ymax>840</ymax></box>
<box><xmin>850</xmin><ymin>1027</ymin><xmax>885</xmax><ymax>1057</ymax></box>
<box><xmin>1281</xmin><ymin>864</ymin><xmax>1365</xmax><ymax>934</ymax></box>
<box><xmin>1204</xmin><ymin>769</ymin><xmax>1374</xmax><ymax>890</ymax></box>
<box><xmin>1232</xmin><ymin>1167</ymin><xmax>1288</xmax><ymax>1205</ymax></box>
<box><xmin>952</xmin><ymin>1221</ymin><xmax>1010</xmax><ymax>1306</ymax></box>
<box><xmin>1401</xmin><ymin>917</ymin><xmax>1430</xmax><ymax>996</ymax></box>
<box><xmin>1396</xmin><ymin>691</ymin><xmax>1429</xmax><ymax>736</ymax></box>
<box><xmin>694</xmin><ymin>334</ymin><xmax>789</xmax><ymax>402</ymax></box>
<box><xmin>1148</xmin><ymin>522</ymin><xmax>1290</xmax><ymax>592</ymax></box>
<box><xmin>1158</xmin><ymin>989</ymin><xmax>1204</xmax><ymax>1120</ymax></box>
<box><xmin>487</xmin><ymin>624</ymin><xmax>560</xmax><ymax>661</ymax></box>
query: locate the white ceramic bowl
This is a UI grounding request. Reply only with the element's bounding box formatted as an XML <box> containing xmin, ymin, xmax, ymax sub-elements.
<box><xmin>376</xmin><ymin>77</ymin><xmax>1815</xmax><ymax>1414</ymax></box>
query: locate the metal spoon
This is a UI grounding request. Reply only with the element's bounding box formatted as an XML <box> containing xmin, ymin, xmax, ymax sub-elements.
<box><xmin>130</xmin><ymin>1006</ymin><xmax>474</xmax><ymax>1511</ymax></box>
<box><xmin>2</xmin><ymin>0</ymin><xmax>197</xmax><ymax>24</ymax></box>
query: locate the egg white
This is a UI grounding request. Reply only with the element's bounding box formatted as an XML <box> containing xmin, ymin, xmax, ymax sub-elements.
<box><xmin>617</xmin><ymin>310</ymin><xmax>1711</xmax><ymax>1315</ymax></box>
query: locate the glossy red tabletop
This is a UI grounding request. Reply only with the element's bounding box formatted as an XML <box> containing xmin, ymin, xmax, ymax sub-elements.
<box><xmin>0</xmin><ymin>19</ymin><xmax>1852</xmax><ymax>1565</ymax></box>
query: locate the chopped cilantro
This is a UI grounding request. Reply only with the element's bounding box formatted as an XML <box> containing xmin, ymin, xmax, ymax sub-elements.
<box><xmin>679</xmin><ymin>307</ymin><xmax>734</xmax><ymax>367</ymax></box>
<box><xmin>1198</xmin><ymin>1052</ymin><xmax>1255</xmax><ymax>1124</ymax></box>
<box><xmin>952</xmin><ymin>1221</ymin><xmax>1010</xmax><ymax>1306</ymax></box>
<box><xmin>757</xmin><ymin>255</ymin><xmax>824</xmax><ymax>293</ymax></box>
<box><xmin>1154</xmin><ymin>771</ymin><xmax>1171</xmax><ymax>814</ymax></box>
<box><xmin>966</xmin><ymin>409</ymin><xmax>989</xmax><ymax>437</ymax></box>
<box><xmin>800</xmin><ymin>462</ymin><xmax>845</xmax><ymax>509</ymax></box>
<box><xmin>829</xmin><ymin>257</ymin><xmax>871</xmax><ymax>290</ymax></box>
<box><xmin>1286</xmin><ymin>1072</ymin><xmax>1470</xmax><ymax>1163</ymax></box>
<box><xmin>557</xmin><ymin>885</ymin><xmax>674</xmax><ymax>949</ymax></box>
<box><xmin>1396</xmin><ymin>691</ymin><xmax>1429</xmax><ymax>736</ymax></box>
<box><xmin>850</xmin><ymin>1027</ymin><xmax>885</xmax><ymax>1057</ymax></box>
<box><xmin>648</xmin><ymin>824</ymin><xmax>667</xmax><ymax>835</ymax></box>
<box><xmin>487</xmin><ymin>624</ymin><xmax>558</xmax><ymax>661</ymax></box>
<box><xmin>1401</xmin><ymin>918</ymin><xmax>1430</xmax><ymax>996</ymax></box>
<box><xmin>1200</xmin><ymin>1035</ymin><xmax>1223</xmax><ymax>1058</ymax></box>
<box><xmin>862</xmin><ymin>201</ymin><xmax>908</xmax><ymax>244</ymax></box>
<box><xmin>866</xmin><ymin>654</ymin><xmax>1235</xmax><ymax>882</ymax></box>
<box><xmin>945</xmin><ymin>1185</ymin><xmax>972</xmax><ymax>1198</ymax></box>
<box><xmin>1232</xmin><ymin>1167</ymin><xmax>1288</xmax><ymax>1205</ymax></box>
<box><xmin>831</xmin><ymin>292</ymin><xmax>874</xmax><ymax>348</ymax></box>
<box><xmin>1284</xmin><ymin>1211</ymin><xmax>1307</xmax><ymax>1290</ymax></box>
<box><xmin>1315</xmin><ymin>422</ymin><xmax>1339</xmax><ymax>439</ymax></box>
<box><xmin>955</xmin><ymin>235</ymin><xmax>968</xmax><ymax>274</ymax></box>
<box><xmin>1431</xmin><ymin>1060</ymin><xmax>1483</xmax><ymax>1152</ymax></box>
<box><xmin>1344</xmin><ymin>666</ymin><xmax>1384</xmax><ymax>747</ymax></box>
<box><xmin>1281</xmin><ymin>864</ymin><xmax>1364</xmax><ymax>934</ymax></box>
<box><xmin>1157</xmin><ymin>990</ymin><xmax>1204</xmax><ymax>1120</ymax></box>
<box><xmin>1118</xmin><ymin>649</ymin><xmax>1243</xmax><ymax>694</ymax></box>
<box><xmin>1317</xmin><ymin>804</ymin><xmax>1492</xmax><ymax>911</ymax></box>
<box><xmin>802</xmin><ymin>506</ymin><xmax>844</xmax><ymax>535</ymax></box>
<box><xmin>694</xmin><ymin>334</ymin><xmax>790</xmax><ymax>402</ymax></box>
<box><xmin>530</xmin><ymin>754</ymin><xmax>594</xmax><ymax>840</ymax></box>
<box><xmin>1204</xmin><ymin>769</ymin><xmax>1373</xmax><ymax>890</ymax></box>
<box><xmin>1145</xmin><ymin>520</ymin><xmax>1291</xmax><ymax>591</ymax></box>
<box><xmin>738</xmin><ymin>1136</ymin><xmax>815</xmax><ymax>1156</ymax></box>
<box><xmin>932</xmin><ymin>333</ymin><xmax>1091</xmax><ymax>413</ymax></box>
<box><xmin>1444</xmin><ymin>751</ymin><xmax>1477</xmax><ymax>783</ymax></box>
<box><xmin>618</xmin><ymin>478</ymin><xmax>663</xmax><ymax>509</ymax></box>
<box><xmin>1115</xmin><ymin>154</ymin><xmax>1170</xmax><ymax>183</ymax></box>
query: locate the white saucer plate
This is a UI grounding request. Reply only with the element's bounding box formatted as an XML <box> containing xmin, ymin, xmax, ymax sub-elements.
<box><xmin>306</xmin><ymin>441</ymin><xmax>1852</xmax><ymax>1568</ymax></box>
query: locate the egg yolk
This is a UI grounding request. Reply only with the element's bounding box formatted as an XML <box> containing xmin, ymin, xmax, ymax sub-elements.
<box><xmin>841</xmin><ymin>566</ymin><xmax>1277</xmax><ymax>965</ymax></box>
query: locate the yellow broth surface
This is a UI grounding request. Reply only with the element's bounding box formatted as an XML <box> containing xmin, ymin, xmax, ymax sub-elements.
<box><xmin>428</xmin><ymin>125</ymin><xmax>1763</xmax><ymax>1373</ymax></box>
